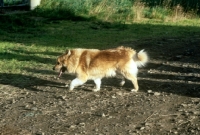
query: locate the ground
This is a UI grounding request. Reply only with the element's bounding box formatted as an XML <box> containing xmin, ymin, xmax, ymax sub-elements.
<box><xmin>0</xmin><ymin>36</ymin><xmax>200</xmax><ymax>135</ymax></box>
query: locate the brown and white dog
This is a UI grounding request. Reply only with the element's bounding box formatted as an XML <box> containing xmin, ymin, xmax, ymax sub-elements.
<box><xmin>53</xmin><ymin>46</ymin><xmax>148</xmax><ymax>92</ymax></box>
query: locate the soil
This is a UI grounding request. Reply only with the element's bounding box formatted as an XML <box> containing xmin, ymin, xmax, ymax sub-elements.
<box><xmin>0</xmin><ymin>36</ymin><xmax>200</xmax><ymax>135</ymax></box>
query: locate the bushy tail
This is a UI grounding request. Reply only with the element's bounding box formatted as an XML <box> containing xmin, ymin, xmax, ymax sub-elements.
<box><xmin>133</xmin><ymin>49</ymin><xmax>148</xmax><ymax>67</ymax></box>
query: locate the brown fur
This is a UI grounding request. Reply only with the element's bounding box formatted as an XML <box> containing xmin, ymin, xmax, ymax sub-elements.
<box><xmin>53</xmin><ymin>46</ymin><xmax>148</xmax><ymax>92</ymax></box>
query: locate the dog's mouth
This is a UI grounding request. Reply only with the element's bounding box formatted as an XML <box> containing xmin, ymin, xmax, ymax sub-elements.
<box><xmin>58</xmin><ymin>67</ymin><xmax>67</xmax><ymax>78</ymax></box>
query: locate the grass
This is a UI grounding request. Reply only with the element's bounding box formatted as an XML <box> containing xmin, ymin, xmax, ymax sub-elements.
<box><xmin>0</xmin><ymin>0</ymin><xmax>200</xmax><ymax>87</ymax></box>
<box><xmin>33</xmin><ymin>0</ymin><xmax>199</xmax><ymax>23</ymax></box>
<box><xmin>3</xmin><ymin>0</ymin><xmax>24</xmax><ymax>6</ymax></box>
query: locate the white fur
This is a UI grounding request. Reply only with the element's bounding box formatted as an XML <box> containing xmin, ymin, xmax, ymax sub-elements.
<box><xmin>120</xmin><ymin>79</ymin><xmax>125</xmax><ymax>86</ymax></box>
<box><xmin>69</xmin><ymin>78</ymin><xmax>84</xmax><ymax>90</ymax></box>
<box><xmin>93</xmin><ymin>78</ymin><xmax>101</xmax><ymax>92</ymax></box>
<box><xmin>135</xmin><ymin>49</ymin><xmax>148</xmax><ymax>67</ymax></box>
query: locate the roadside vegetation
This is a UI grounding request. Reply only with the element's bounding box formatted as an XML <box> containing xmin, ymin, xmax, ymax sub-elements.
<box><xmin>34</xmin><ymin>0</ymin><xmax>200</xmax><ymax>23</ymax></box>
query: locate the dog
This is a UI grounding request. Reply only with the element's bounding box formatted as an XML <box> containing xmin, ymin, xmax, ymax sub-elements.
<box><xmin>53</xmin><ymin>46</ymin><xmax>148</xmax><ymax>92</ymax></box>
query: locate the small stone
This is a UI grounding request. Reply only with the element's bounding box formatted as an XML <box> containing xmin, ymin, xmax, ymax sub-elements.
<box><xmin>177</xmin><ymin>77</ymin><xmax>185</xmax><ymax>80</ymax></box>
<box><xmin>188</xmin><ymin>81</ymin><xmax>192</xmax><ymax>84</ymax></box>
<box><xmin>31</xmin><ymin>107</ymin><xmax>38</xmax><ymax>111</ymax></box>
<box><xmin>102</xmin><ymin>113</ymin><xmax>106</xmax><ymax>117</ymax></box>
<box><xmin>35</xmin><ymin>132</ymin><xmax>45</xmax><ymax>135</ymax></box>
<box><xmin>147</xmin><ymin>90</ymin><xmax>153</xmax><ymax>93</ymax></box>
<box><xmin>79</xmin><ymin>122</ymin><xmax>85</xmax><ymax>127</ymax></box>
<box><xmin>192</xmin><ymin>111</ymin><xmax>199</xmax><ymax>115</ymax></box>
<box><xmin>12</xmin><ymin>99</ymin><xmax>16</xmax><ymax>104</ymax></box>
<box><xmin>116</xmin><ymin>92</ymin><xmax>123</xmax><ymax>96</ymax></box>
<box><xmin>178</xmin><ymin>109</ymin><xmax>184</xmax><ymax>112</ymax></box>
<box><xmin>154</xmin><ymin>92</ymin><xmax>161</xmax><ymax>96</ymax></box>
<box><xmin>140</xmin><ymin>127</ymin><xmax>145</xmax><ymax>130</ymax></box>
<box><xmin>176</xmin><ymin>55</ymin><xmax>182</xmax><ymax>58</ymax></box>
<box><xmin>181</xmin><ymin>103</ymin><xmax>187</xmax><ymax>107</ymax></box>
<box><xmin>174</xmin><ymin>131</ymin><xmax>178</xmax><ymax>134</ymax></box>
<box><xmin>69</xmin><ymin>125</ymin><xmax>76</xmax><ymax>129</ymax></box>
<box><xmin>32</xmin><ymin>101</ymin><xmax>36</xmax><ymax>105</ymax></box>
<box><xmin>112</xmin><ymin>95</ymin><xmax>116</xmax><ymax>99</ymax></box>
<box><xmin>107</xmin><ymin>116</ymin><xmax>113</xmax><ymax>119</ymax></box>
<box><xmin>145</xmin><ymin>122</ymin><xmax>152</xmax><ymax>126</ymax></box>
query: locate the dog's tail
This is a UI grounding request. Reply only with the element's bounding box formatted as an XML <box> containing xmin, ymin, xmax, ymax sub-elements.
<box><xmin>133</xmin><ymin>49</ymin><xmax>148</xmax><ymax>67</ymax></box>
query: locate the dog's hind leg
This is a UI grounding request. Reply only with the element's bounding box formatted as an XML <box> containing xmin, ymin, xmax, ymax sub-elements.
<box><xmin>124</xmin><ymin>73</ymin><xmax>139</xmax><ymax>92</ymax></box>
<box><xmin>120</xmin><ymin>78</ymin><xmax>125</xmax><ymax>86</ymax></box>
<box><xmin>116</xmin><ymin>71</ymin><xmax>125</xmax><ymax>86</ymax></box>
<box><xmin>93</xmin><ymin>78</ymin><xmax>101</xmax><ymax>92</ymax></box>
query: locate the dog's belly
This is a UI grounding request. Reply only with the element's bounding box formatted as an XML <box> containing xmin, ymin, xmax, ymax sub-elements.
<box><xmin>87</xmin><ymin>68</ymin><xmax>116</xmax><ymax>79</ymax></box>
<box><xmin>105</xmin><ymin>69</ymin><xmax>116</xmax><ymax>77</ymax></box>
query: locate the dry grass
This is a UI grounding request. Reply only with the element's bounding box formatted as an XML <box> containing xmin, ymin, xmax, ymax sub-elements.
<box><xmin>35</xmin><ymin>0</ymin><xmax>199</xmax><ymax>23</ymax></box>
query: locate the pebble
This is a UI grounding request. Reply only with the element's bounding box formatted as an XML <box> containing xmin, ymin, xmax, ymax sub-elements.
<box><xmin>107</xmin><ymin>116</ymin><xmax>113</xmax><ymax>119</ymax></box>
<box><xmin>145</xmin><ymin>122</ymin><xmax>152</xmax><ymax>126</ymax></box>
<box><xmin>79</xmin><ymin>122</ymin><xmax>85</xmax><ymax>127</ymax></box>
<box><xmin>116</xmin><ymin>91</ymin><xmax>123</xmax><ymax>96</ymax></box>
<box><xmin>177</xmin><ymin>76</ymin><xmax>185</xmax><ymax>80</ymax></box>
<box><xmin>112</xmin><ymin>95</ymin><xmax>116</xmax><ymax>99</ymax></box>
<box><xmin>96</xmin><ymin>112</ymin><xmax>106</xmax><ymax>117</ymax></box>
<box><xmin>181</xmin><ymin>103</ymin><xmax>187</xmax><ymax>107</ymax></box>
<box><xmin>57</xmin><ymin>95</ymin><xmax>67</xmax><ymax>100</ymax></box>
<box><xmin>101</xmin><ymin>113</ymin><xmax>106</xmax><ymax>117</ymax></box>
<box><xmin>176</xmin><ymin>55</ymin><xmax>183</xmax><ymax>59</ymax></box>
<box><xmin>192</xmin><ymin>111</ymin><xmax>199</xmax><ymax>115</ymax></box>
<box><xmin>31</xmin><ymin>107</ymin><xmax>38</xmax><ymax>111</ymax></box>
<box><xmin>35</xmin><ymin>132</ymin><xmax>45</xmax><ymax>135</ymax></box>
<box><xmin>12</xmin><ymin>99</ymin><xmax>16</xmax><ymax>104</ymax></box>
<box><xmin>173</xmin><ymin>131</ymin><xmax>178</xmax><ymax>134</ymax></box>
<box><xmin>154</xmin><ymin>92</ymin><xmax>161</xmax><ymax>96</ymax></box>
<box><xmin>147</xmin><ymin>90</ymin><xmax>153</xmax><ymax>93</ymax></box>
<box><xmin>32</xmin><ymin>101</ymin><xmax>36</xmax><ymax>105</ymax></box>
<box><xmin>69</xmin><ymin>125</ymin><xmax>76</xmax><ymax>129</ymax></box>
<box><xmin>25</xmin><ymin>105</ymin><xmax>29</xmax><ymax>109</ymax></box>
<box><xmin>140</xmin><ymin>127</ymin><xmax>145</xmax><ymax>130</ymax></box>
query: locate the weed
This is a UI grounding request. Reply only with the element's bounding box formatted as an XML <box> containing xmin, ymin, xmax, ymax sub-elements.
<box><xmin>32</xmin><ymin>0</ymin><xmax>199</xmax><ymax>23</ymax></box>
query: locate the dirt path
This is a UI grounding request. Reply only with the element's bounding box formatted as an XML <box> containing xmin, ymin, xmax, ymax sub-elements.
<box><xmin>0</xmin><ymin>36</ymin><xmax>200</xmax><ymax>134</ymax></box>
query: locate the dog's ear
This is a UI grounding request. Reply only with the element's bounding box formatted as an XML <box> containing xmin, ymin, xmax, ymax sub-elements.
<box><xmin>66</xmin><ymin>50</ymin><xmax>71</xmax><ymax>56</ymax></box>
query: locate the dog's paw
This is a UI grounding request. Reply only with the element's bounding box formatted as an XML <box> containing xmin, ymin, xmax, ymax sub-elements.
<box><xmin>93</xmin><ymin>89</ymin><xmax>100</xmax><ymax>92</ymax></box>
<box><xmin>69</xmin><ymin>87</ymin><xmax>74</xmax><ymax>91</ymax></box>
<box><xmin>131</xmin><ymin>89</ymin><xmax>138</xmax><ymax>92</ymax></box>
<box><xmin>119</xmin><ymin>80</ymin><xmax>125</xmax><ymax>86</ymax></box>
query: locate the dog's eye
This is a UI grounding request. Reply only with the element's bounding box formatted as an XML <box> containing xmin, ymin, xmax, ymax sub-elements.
<box><xmin>57</xmin><ymin>62</ymin><xmax>60</xmax><ymax>65</ymax></box>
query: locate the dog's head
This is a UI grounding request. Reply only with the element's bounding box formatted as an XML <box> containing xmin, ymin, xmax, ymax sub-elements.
<box><xmin>53</xmin><ymin>50</ymin><xmax>71</xmax><ymax>77</ymax></box>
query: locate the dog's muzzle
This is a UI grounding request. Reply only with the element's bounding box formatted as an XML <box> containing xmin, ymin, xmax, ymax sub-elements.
<box><xmin>53</xmin><ymin>66</ymin><xmax>67</xmax><ymax>78</ymax></box>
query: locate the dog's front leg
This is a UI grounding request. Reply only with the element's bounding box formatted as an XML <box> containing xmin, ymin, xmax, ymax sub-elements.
<box><xmin>93</xmin><ymin>78</ymin><xmax>101</xmax><ymax>92</ymax></box>
<box><xmin>69</xmin><ymin>78</ymin><xmax>85</xmax><ymax>90</ymax></box>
